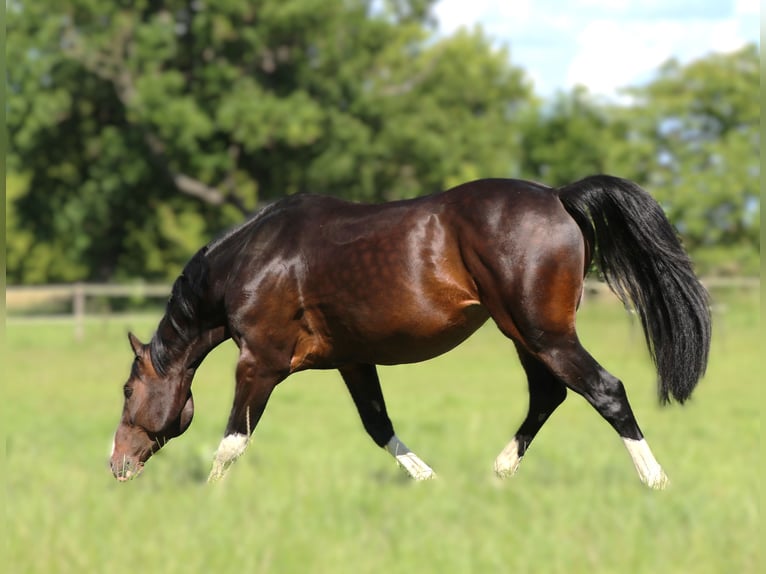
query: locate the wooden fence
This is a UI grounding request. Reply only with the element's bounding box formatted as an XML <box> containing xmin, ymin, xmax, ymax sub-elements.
<box><xmin>6</xmin><ymin>277</ymin><xmax>760</xmax><ymax>341</ymax></box>
<box><xmin>6</xmin><ymin>283</ymin><xmax>172</xmax><ymax>340</ymax></box>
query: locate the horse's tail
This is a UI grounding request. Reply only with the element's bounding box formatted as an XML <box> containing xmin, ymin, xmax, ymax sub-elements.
<box><xmin>557</xmin><ymin>175</ymin><xmax>711</xmax><ymax>404</ymax></box>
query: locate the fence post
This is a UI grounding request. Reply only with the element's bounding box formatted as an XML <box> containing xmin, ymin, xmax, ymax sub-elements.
<box><xmin>73</xmin><ymin>283</ymin><xmax>85</xmax><ymax>341</ymax></box>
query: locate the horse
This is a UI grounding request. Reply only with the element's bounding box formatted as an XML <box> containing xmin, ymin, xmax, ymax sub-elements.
<box><xmin>109</xmin><ymin>175</ymin><xmax>711</xmax><ymax>489</ymax></box>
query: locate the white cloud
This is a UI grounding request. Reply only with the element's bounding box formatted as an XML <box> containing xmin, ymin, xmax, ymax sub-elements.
<box><xmin>432</xmin><ymin>0</ymin><xmax>760</xmax><ymax>98</ymax></box>
<box><xmin>433</xmin><ymin>0</ymin><xmax>532</xmax><ymax>36</ymax></box>
<box><xmin>734</xmin><ymin>0</ymin><xmax>759</xmax><ymax>14</ymax></box>
<box><xmin>565</xmin><ymin>17</ymin><xmax>751</xmax><ymax>95</ymax></box>
<box><xmin>566</xmin><ymin>20</ymin><xmax>674</xmax><ymax>95</ymax></box>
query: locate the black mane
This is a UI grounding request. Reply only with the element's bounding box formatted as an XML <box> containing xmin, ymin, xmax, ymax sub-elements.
<box><xmin>148</xmin><ymin>199</ymin><xmax>301</xmax><ymax>375</ymax></box>
<box><xmin>149</xmin><ymin>247</ymin><xmax>211</xmax><ymax>376</ymax></box>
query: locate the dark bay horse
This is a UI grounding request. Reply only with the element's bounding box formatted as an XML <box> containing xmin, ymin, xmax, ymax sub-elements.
<box><xmin>110</xmin><ymin>175</ymin><xmax>711</xmax><ymax>489</ymax></box>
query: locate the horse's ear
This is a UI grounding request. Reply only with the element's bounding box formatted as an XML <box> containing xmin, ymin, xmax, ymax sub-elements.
<box><xmin>128</xmin><ymin>332</ymin><xmax>144</xmax><ymax>357</ymax></box>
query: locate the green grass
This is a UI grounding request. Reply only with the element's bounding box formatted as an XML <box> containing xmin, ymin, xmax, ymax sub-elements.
<box><xmin>7</xmin><ymin>292</ymin><xmax>760</xmax><ymax>574</ymax></box>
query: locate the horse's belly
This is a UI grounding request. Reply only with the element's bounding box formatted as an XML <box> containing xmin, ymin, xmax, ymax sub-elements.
<box><xmin>340</xmin><ymin>302</ymin><xmax>490</xmax><ymax>365</ymax></box>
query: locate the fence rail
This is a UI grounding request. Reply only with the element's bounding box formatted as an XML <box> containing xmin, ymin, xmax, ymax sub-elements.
<box><xmin>7</xmin><ymin>283</ymin><xmax>173</xmax><ymax>340</ymax></box>
<box><xmin>6</xmin><ymin>277</ymin><xmax>760</xmax><ymax>340</ymax></box>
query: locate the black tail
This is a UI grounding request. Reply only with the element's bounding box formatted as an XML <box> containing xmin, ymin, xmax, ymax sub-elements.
<box><xmin>558</xmin><ymin>175</ymin><xmax>711</xmax><ymax>404</ymax></box>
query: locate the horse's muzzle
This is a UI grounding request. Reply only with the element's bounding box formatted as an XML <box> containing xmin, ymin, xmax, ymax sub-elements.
<box><xmin>110</xmin><ymin>456</ymin><xmax>144</xmax><ymax>482</ymax></box>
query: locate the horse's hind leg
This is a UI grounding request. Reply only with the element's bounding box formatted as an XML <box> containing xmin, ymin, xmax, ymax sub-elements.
<box><xmin>535</xmin><ymin>337</ymin><xmax>669</xmax><ymax>489</ymax></box>
<box><xmin>339</xmin><ymin>364</ymin><xmax>436</xmax><ymax>480</ymax></box>
<box><xmin>495</xmin><ymin>345</ymin><xmax>567</xmax><ymax>477</ymax></box>
<box><xmin>476</xmin><ymin>241</ymin><xmax>667</xmax><ymax>488</ymax></box>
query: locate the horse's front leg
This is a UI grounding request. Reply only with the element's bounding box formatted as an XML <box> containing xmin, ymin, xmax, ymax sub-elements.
<box><xmin>208</xmin><ymin>348</ymin><xmax>284</xmax><ymax>482</ymax></box>
<box><xmin>340</xmin><ymin>364</ymin><xmax>436</xmax><ymax>480</ymax></box>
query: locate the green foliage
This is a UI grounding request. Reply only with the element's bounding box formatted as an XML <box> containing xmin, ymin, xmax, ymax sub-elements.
<box><xmin>622</xmin><ymin>45</ymin><xmax>760</xmax><ymax>276</ymax></box>
<box><xmin>519</xmin><ymin>87</ymin><xmax>618</xmax><ymax>185</ymax></box>
<box><xmin>519</xmin><ymin>46</ymin><xmax>759</xmax><ymax>276</ymax></box>
<box><xmin>5</xmin><ymin>0</ymin><xmax>759</xmax><ymax>283</ymax></box>
<box><xmin>7</xmin><ymin>0</ymin><xmax>531</xmax><ymax>282</ymax></box>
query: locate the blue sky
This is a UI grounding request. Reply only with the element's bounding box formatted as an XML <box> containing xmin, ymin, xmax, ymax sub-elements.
<box><xmin>433</xmin><ymin>0</ymin><xmax>759</xmax><ymax>99</ymax></box>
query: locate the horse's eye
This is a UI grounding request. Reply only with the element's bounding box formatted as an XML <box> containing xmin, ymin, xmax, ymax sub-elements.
<box><xmin>124</xmin><ymin>385</ymin><xmax>133</xmax><ymax>399</ymax></box>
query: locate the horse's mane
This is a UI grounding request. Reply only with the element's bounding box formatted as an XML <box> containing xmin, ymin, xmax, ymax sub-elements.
<box><xmin>148</xmin><ymin>199</ymin><xmax>298</xmax><ymax>375</ymax></box>
<box><xmin>150</xmin><ymin>247</ymin><xmax>210</xmax><ymax>376</ymax></box>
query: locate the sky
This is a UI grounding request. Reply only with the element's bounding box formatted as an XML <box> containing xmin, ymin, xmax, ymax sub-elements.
<box><xmin>433</xmin><ymin>0</ymin><xmax>760</xmax><ymax>99</ymax></box>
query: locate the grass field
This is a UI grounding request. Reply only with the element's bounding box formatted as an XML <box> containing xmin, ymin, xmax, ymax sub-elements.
<box><xmin>6</xmin><ymin>290</ymin><xmax>760</xmax><ymax>574</ymax></box>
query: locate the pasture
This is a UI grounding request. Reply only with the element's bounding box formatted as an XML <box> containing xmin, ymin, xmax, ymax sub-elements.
<box><xmin>7</xmin><ymin>290</ymin><xmax>759</xmax><ymax>574</ymax></box>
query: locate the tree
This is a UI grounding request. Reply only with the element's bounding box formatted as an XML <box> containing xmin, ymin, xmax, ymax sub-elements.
<box><xmin>621</xmin><ymin>45</ymin><xmax>760</xmax><ymax>275</ymax></box>
<box><xmin>7</xmin><ymin>0</ymin><xmax>532</xmax><ymax>283</ymax></box>
<box><xmin>518</xmin><ymin>86</ymin><xmax>623</xmax><ymax>186</ymax></box>
<box><xmin>516</xmin><ymin>46</ymin><xmax>759</xmax><ymax>276</ymax></box>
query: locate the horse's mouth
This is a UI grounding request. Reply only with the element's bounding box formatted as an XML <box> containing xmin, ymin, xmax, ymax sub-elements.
<box><xmin>112</xmin><ymin>458</ymin><xmax>145</xmax><ymax>482</ymax></box>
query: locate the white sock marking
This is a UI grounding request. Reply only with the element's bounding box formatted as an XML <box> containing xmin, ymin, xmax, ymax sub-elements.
<box><xmin>623</xmin><ymin>437</ymin><xmax>669</xmax><ymax>490</ymax></box>
<box><xmin>494</xmin><ymin>437</ymin><xmax>524</xmax><ymax>478</ymax></box>
<box><xmin>385</xmin><ymin>435</ymin><xmax>436</xmax><ymax>480</ymax></box>
<box><xmin>208</xmin><ymin>433</ymin><xmax>250</xmax><ymax>483</ymax></box>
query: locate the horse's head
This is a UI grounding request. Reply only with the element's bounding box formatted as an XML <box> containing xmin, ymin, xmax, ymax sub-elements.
<box><xmin>110</xmin><ymin>332</ymin><xmax>195</xmax><ymax>481</ymax></box>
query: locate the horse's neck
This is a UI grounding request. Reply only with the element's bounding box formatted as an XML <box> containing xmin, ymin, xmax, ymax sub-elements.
<box><xmin>186</xmin><ymin>325</ymin><xmax>230</xmax><ymax>368</ymax></box>
<box><xmin>152</xmin><ymin>295</ymin><xmax>229</xmax><ymax>374</ymax></box>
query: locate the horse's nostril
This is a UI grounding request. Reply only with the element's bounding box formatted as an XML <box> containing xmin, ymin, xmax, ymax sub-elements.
<box><xmin>110</xmin><ymin>456</ymin><xmax>143</xmax><ymax>481</ymax></box>
<box><xmin>111</xmin><ymin>457</ymin><xmax>131</xmax><ymax>477</ymax></box>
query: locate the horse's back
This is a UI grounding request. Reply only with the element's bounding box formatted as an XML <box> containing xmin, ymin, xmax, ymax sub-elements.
<box><xmin>227</xmin><ymin>178</ymin><xmax>570</xmax><ymax>245</ymax></box>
